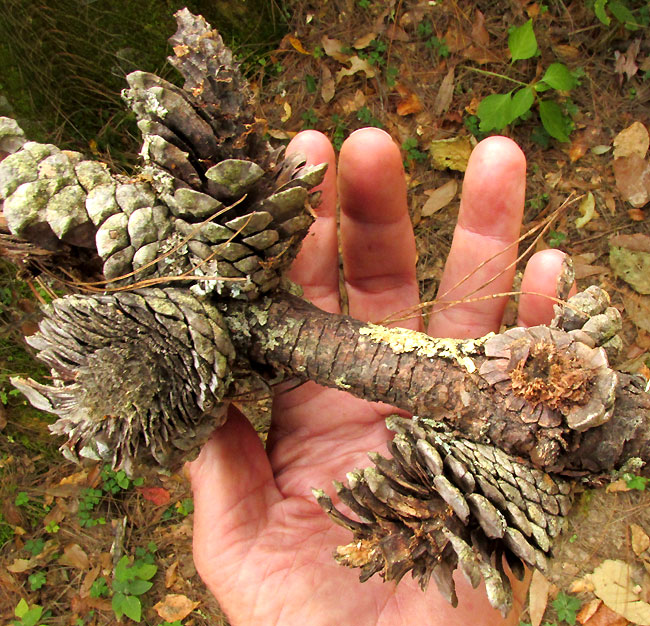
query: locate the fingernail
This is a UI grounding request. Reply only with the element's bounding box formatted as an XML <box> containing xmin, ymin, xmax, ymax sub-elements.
<box><xmin>349</xmin><ymin>127</ymin><xmax>393</xmax><ymax>139</ymax></box>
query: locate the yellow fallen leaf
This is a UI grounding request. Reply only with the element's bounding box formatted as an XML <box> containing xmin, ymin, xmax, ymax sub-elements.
<box><xmin>286</xmin><ymin>35</ymin><xmax>309</xmax><ymax>55</ymax></box>
<box><xmin>421</xmin><ymin>180</ymin><xmax>458</xmax><ymax>217</ymax></box>
<box><xmin>336</xmin><ymin>56</ymin><xmax>376</xmax><ymax>82</ymax></box>
<box><xmin>575</xmin><ymin>192</ymin><xmax>596</xmax><ymax>229</ymax></box>
<box><xmin>280</xmin><ymin>101</ymin><xmax>292</xmax><ymax>123</ymax></box>
<box><xmin>429</xmin><ymin>136</ymin><xmax>474</xmax><ymax>172</ymax></box>
<box><xmin>630</xmin><ymin>523</ymin><xmax>650</xmax><ymax>556</ymax></box>
<box><xmin>591</xmin><ymin>559</ymin><xmax>650</xmax><ymax>625</ymax></box>
<box><xmin>321</xmin><ymin>35</ymin><xmax>350</xmax><ymax>63</ymax></box>
<box><xmin>154</xmin><ymin>594</ymin><xmax>199</xmax><ymax>621</ymax></box>
<box><xmin>353</xmin><ymin>32</ymin><xmax>377</xmax><ymax>49</ymax></box>
<box><xmin>613</xmin><ymin>121</ymin><xmax>649</xmax><ymax>159</ymax></box>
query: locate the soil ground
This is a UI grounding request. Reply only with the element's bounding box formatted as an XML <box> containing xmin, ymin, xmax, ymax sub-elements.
<box><xmin>2</xmin><ymin>1</ymin><xmax>650</xmax><ymax>625</ymax></box>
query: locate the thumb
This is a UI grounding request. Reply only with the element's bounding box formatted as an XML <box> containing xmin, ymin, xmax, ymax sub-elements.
<box><xmin>188</xmin><ymin>409</ymin><xmax>281</xmax><ymax>585</ymax></box>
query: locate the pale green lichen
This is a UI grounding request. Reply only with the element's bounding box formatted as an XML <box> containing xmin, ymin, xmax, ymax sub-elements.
<box><xmin>358</xmin><ymin>324</ymin><xmax>494</xmax><ymax>374</ymax></box>
<box><xmin>334</xmin><ymin>375</ymin><xmax>351</xmax><ymax>390</ymax></box>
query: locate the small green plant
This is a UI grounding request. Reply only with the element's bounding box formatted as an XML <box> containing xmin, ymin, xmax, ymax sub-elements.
<box><xmin>301</xmin><ymin>108</ymin><xmax>319</xmax><ymax>130</ymax></box>
<box><xmin>358</xmin><ymin>38</ymin><xmax>387</xmax><ymax>67</ymax></box>
<box><xmin>77</xmin><ymin>487</ymin><xmax>106</xmax><ymax>528</ymax></box>
<box><xmin>15</xmin><ymin>491</ymin><xmax>30</xmax><ymax>507</ymax></box>
<box><xmin>592</xmin><ymin>0</ymin><xmax>645</xmax><ymax>29</ymax></box>
<box><xmin>28</xmin><ymin>571</ymin><xmax>47</xmax><ymax>591</ymax></box>
<box><xmin>24</xmin><ymin>537</ymin><xmax>46</xmax><ymax>557</ymax></box>
<box><xmin>548</xmin><ymin>230</ymin><xmax>568</xmax><ymax>248</ymax></box>
<box><xmin>305</xmin><ymin>74</ymin><xmax>317</xmax><ymax>94</ymax></box>
<box><xmin>402</xmin><ymin>137</ymin><xmax>428</xmax><ymax>169</ymax></box>
<box><xmin>90</xmin><ymin>576</ymin><xmax>109</xmax><ymax>598</ymax></box>
<box><xmin>111</xmin><ymin>554</ymin><xmax>158</xmax><ymax>622</ymax></box>
<box><xmin>475</xmin><ymin>20</ymin><xmax>580</xmax><ymax>142</ymax></box>
<box><xmin>417</xmin><ymin>21</ymin><xmax>449</xmax><ymax>59</ymax></box>
<box><xmin>358</xmin><ymin>0</ymin><xmax>371</xmax><ymax>7</ymax></box>
<box><xmin>312</xmin><ymin>45</ymin><xmax>324</xmax><ymax>59</ymax></box>
<box><xmin>623</xmin><ymin>472</ymin><xmax>649</xmax><ymax>490</ymax></box>
<box><xmin>331</xmin><ymin>114</ymin><xmax>347</xmax><ymax>150</ymax></box>
<box><xmin>356</xmin><ymin>106</ymin><xmax>383</xmax><ymax>128</ymax></box>
<box><xmin>12</xmin><ymin>599</ymin><xmax>47</xmax><ymax>626</ymax></box>
<box><xmin>552</xmin><ymin>591</ymin><xmax>581</xmax><ymax>625</ymax></box>
<box><xmin>100</xmin><ymin>464</ymin><xmax>143</xmax><ymax>494</ymax></box>
<box><xmin>385</xmin><ymin>65</ymin><xmax>399</xmax><ymax>87</ymax></box>
<box><xmin>45</xmin><ymin>520</ymin><xmax>59</xmax><ymax>534</ymax></box>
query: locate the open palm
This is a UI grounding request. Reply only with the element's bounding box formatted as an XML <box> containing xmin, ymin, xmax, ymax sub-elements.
<box><xmin>189</xmin><ymin>129</ymin><xmax>569</xmax><ymax>625</ymax></box>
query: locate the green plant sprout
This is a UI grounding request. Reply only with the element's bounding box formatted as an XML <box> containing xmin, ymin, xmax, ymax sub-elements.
<box><xmin>301</xmin><ymin>108</ymin><xmax>319</xmax><ymax>130</ymax></box>
<box><xmin>552</xmin><ymin>591</ymin><xmax>581</xmax><ymax>625</ymax></box>
<box><xmin>474</xmin><ymin>19</ymin><xmax>580</xmax><ymax>142</ymax></box>
<box><xmin>331</xmin><ymin>114</ymin><xmax>347</xmax><ymax>150</ymax></box>
<box><xmin>28</xmin><ymin>571</ymin><xmax>47</xmax><ymax>591</ymax></box>
<box><xmin>111</xmin><ymin>553</ymin><xmax>158</xmax><ymax>623</ymax></box>
<box><xmin>12</xmin><ymin>599</ymin><xmax>48</xmax><ymax>626</ymax></box>
<box><xmin>356</xmin><ymin>106</ymin><xmax>383</xmax><ymax>128</ymax></box>
<box><xmin>90</xmin><ymin>576</ymin><xmax>109</xmax><ymax>598</ymax></box>
<box><xmin>305</xmin><ymin>74</ymin><xmax>317</xmax><ymax>94</ymax></box>
<box><xmin>402</xmin><ymin>137</ymin><xmax>428</xmax><ymax>169</ymax></box>
<box><xmin>417</xmin><ymin>20</ymin><xmax>449</xmax><ymax>59</ymax></box>
<box><xmin>623</xmin><ymin>472</ymin><xmax>649</xmax><ymax>490</ymax></box>
<box><xmin>548</xmin><ymin>230</ymin><xmax>568</xmax><ymax>248</ymax></box>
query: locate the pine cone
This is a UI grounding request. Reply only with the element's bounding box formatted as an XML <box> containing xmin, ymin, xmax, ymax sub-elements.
<box><xmin>0</xmin><ymin>8</ymin><xmax>327</xmax><ymax>298</ymax></box>
<box><xmin>11</xmin><ymin>287</ymin><xmax>235</xmax><ymax>473</ymax></box>
<box><xmin>315</xmin><ymin>417</ymin><xmax>572</xmax><ymax>616</ymax></box>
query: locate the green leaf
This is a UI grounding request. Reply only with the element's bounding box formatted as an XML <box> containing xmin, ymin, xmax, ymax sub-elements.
<box><xmin>608</xmin><ymin>0</ymin><xmax>637</xmax><ymax>28</ymax></box>
<box><xmin>539</xmin><ymin>63</ymin><xmax>577</xmax><ymax>91</ymax></box>
<box><xmin>594</xmin><ymin>0</ymin><xmax>611</xmax><ymax>24</ymax></box>
<box><xmin>15</xmin><ymin>599</ymin><xmax>29</xmax><ymax>618</ymax></box>
<box><xmin>510</xmin><ymin>87</ymin><xmax>535</xmax><ymax>121</ymax></box>
<box><xmin>478</xmin><ymin>93</ymin><xmax>513</xmax><ymax>131</ymax></box>
<box><xmin>132</xmin><ymin>561</ymin><xmax>157</xmax><ymax>580</ymax></box>
<box><xmin>126</xmin><ymin>579</ymin><xmax>153</xmax><ymax>595</ymax></box>
<box><xmin>115</xmin><ymin>555</ymin><xmax>134</xmax><ymax>581</ymax></box>
<box><xmin>20</xmin><ymin>607</ymin><xmax>44</xmax><ymax>626</ymax></box>
<box><xmin>553</xmin><ymin>591</ymin><xmax>581</xmax><ymax>625</ymax></box>
<box><xmin>538</xmin><ymin>99</ymin><xmax>571</xmax><ymax>142</ymax></box>
<box><xmin>121</xmin><ymin>595</ymin><xmax>142</xmax><ymax>622</ymax></box>
<box><xmin>508</xmin><ymin>19</ymin><xmax>538</xmax><ymax>61</ymax></box>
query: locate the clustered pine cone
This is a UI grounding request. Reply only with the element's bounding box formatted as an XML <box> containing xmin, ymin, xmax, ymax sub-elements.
<box><xmin>12</xmin><ymin>287</ymin><xmax>236</xmax><ymax>474</ymax></box>
<box><xmin>315</xmin><ymin>416</ymin><xmax>572</xmax><ymax>616</ymax></box>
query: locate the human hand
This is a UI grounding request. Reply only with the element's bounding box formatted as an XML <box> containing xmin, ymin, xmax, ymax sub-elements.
<box><xmin>189</xmin><ymin>128</ymin><xmax>570</xmax><ymax>626</ymax></box>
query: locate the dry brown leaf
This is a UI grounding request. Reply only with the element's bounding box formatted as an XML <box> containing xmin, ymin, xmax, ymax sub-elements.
<box><xmin>79</xmin><ymin>565</ymin><xmax>101</xmax><ymax>598</ymax></box>
<box><xmin>321</xmin><ymin>36</ymin><xmax>350</xmax><ymax>63</ymax></box>
<box><xmin>583</xmin><ymin>601</ymin><xmax>629</xmax><ymax>626</ymax></box>
<box><xmin>606</xmin><ymin>479</ymin><xmax>631</xmax><ymax>493</ymax></box>
<box><xmin>340</xmin><ymin>89</ymin><xmax>367</xmax><ymax>115</ymax></box>
<box><xmin>384</xmin><ymin>22</ymin><xmax>410</xmax><ymax>42</ymax></box>
<box><xmin>286</xmin><ymin>35</ymin><xmax>310</xmax><ymax>55</ymax></box>
<box><xmin>610</xmin><ymin>233</ymin><xmax>650</xmax><ymax>253</ymax></box>
<box><xmin>154</xmin><ymin>594</ymin><xmax>199</xmax><ymax>621</ymax></box>
<box><xmin>353</xmin><ymin>32</ymin><xmax>377</xmax><ymax>49</ymax></box>
<box><xmin>554</xmin><ymin>44</ymin><xmax>581</xmax><ymax>61</ymax></box>
<box><xmin>60</xmin><ymin>543</ymin><xmax>90</xmax><ymax>569</ymax></box>
<box><xmin>443</xmin><ymin>23</ymin><xmax>471</xmax><ymax>52</ymax></box>
<box><xmin>434</xmin><ymin>67</ymin><xmax>455</xmax><ymax>116</ymax></box>
<box><xmin>613</xmin><ymin>122</ymin><xmax>649</xmax><ymax>159</ymax></box>
<box><xmin>421</xmin><ymin>180</ymin><xmax>458</xmax><ymax>217</ymax></box>
<box><xmin>613</xmin><ymin>154</ymin><xmax>650</xmax><ymax>207</ymax></box>
<box><xmin>529</xmin><ymin>569</ymin><xmax>551</xmax><ymax>626</ymax></box>
<box><xmin>336</xmin><ymin>56</ymin><xmax>376</xmax><ymax>83</ymax></box>
<box><xmin>396</xmin><ymin>84</ymin><xmax>423</xmax><ymax>116</ymax></box>
<box><xmin>267</xmin><ymin>129</ymin><xmax>294</xmax><ymax>140</ymax></box>
<box><xmin>471</xmin><ymin>10</ymin><xmax>490</xmax><ymax>45</ymax></box>
<box><xmin>578</xmin><ymin>598</ymin><xmax>602</xmax><ymax>624</ymax></box>
<box><xmin>614</xmin><ymin>39</ymin><xmax>641</xmax><ymax>82</ymax></box>
<box><xmin>7</xmin><ymin>557</ymin><xmax>38</xmax><ymax>573</ymax></box>
<box><xmin>571</xmin><ymin>576</ymin><xmax>596</xmax><ymax>593</ymax></box>
<box><xmin>630</xmin><ymin>523</ymin><xmax>650</xmax><ymax>556</ymax></box>
<box><xmin>321</xmin><ymin>64</ymin><xmax>335</xmax><ymax>103</ymax></box>
<box><xmin>165</xmin><ymin>560</ymin><xmax>179</xmax><ymax>588</ymax></box>
<box><xmin>591</xmin><ymin>559</ymin><xmax>650</xmax><ymax>625</ymax></box>
<box><xmin>629</xmin><ymin>208</ymin><xmax>646</xmax><ymax>221</ymax></box>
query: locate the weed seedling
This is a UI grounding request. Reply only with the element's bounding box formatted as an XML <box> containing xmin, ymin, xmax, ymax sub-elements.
<box><xmin>90</xmin><ymin>576</ymin><xmax>109</xmax><ymax>598</ymax></box>
<box><xmin>111</xmin><ymin>553</ymin><xmax>158</xmax><ymax>622</ymax></box>
<box><xmin>301</xmin><ymin>108</ymin><xmax>319</xmax><ymax>130</ymax></box>
<box><xmin>331</xmin><ymin>114</ymin><xmax>347</xmax><ymax>150</ymax></box>
<box><xmin>12</xmin><ymin>599</ymin><xmax>48</xmax><ymax>626</ymax></box>
<box><xmin>552</xmin><ymin>591</ymin><xmax>581</xmax><ymax>625</ymax></box>
<box><xmin>623</xmin><ymin>472</ymin><xmax>649</xmax><ymax>490</ymax></box>
<box><xmin>402</xmin><ymin>137</ymin><xmax>428</xmax><ymax>169</ymax></box>
<box><xmin>356</xmin><ymin>106</ymin><xmax>383</xmax><ymax>128</ymax></box>
<box><xmin>28</xmin><ymin>571</ymin><xmax>47</xmax><ymax>591</ymax></box>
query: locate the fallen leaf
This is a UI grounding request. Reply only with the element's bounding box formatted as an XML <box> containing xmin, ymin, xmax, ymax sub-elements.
<box><xmin>7</xmin><ymin>557</ymin><xmax>38</xmax><ymax>573</ymax></box>
<box><xmin>443</xmin><ymin>23</ymin><xmax>471</xmax><ymax>53</ymax></box>
<box><xmin>610</xmin><ymin>243</ymin><xmax>650</xmax><ymax>294</ymax></box>
<box><xmin>138</xmin><ymin>486</ymin><xmax>171</xmax><ymax>506</ymax></box>
<box><xmin>154</xmin><ymin>594</ymin><xmax>199</xmax><ymax>621</ymax></box>
<box><xmin>336</xmin><ymin>56</ymin><xmax>376</xmax><ymax>82</ymax></box>
<box><xmin>591</xmin><ymin>559</ymin><xmax>650</xmax><ymax>625</ymax></box>
<box><xmin>606</xmin><ymin>478</ymin><xmax>631</xmax><ymax>493</ymax></box>
<box><xmin>286</xmin><ymin>35</ymin><xmax>309</xmax><ymax>55</ymax></box>
<box><xmin>321</xmin><ymin>36</ymin><xmax>350</xmax><ymax>63</ymax></box>
<box><xmin>554</xmin><ymin>44</ymin><xmax>581</xmax><ymax>61</ymax></box>
<box><xmin>280</xmin><ymin>101</ymin><xmax>292</xmax><ymax>124</ymax></box>
<box><xmin>630</xmin><ymin>523</ymin><xmax>650</xmax><ymax>556</ymax></box>
<box><xmin>575</xmin><ymin>192</ymin><xmax>596</xmax><ymax>228</ymax></box>
<box><xmin>610</xmin><ymin>233</ymin><xmax>650</xmax><ymax>253</ymax></box>
<box><xmin>396</xmin><ymin>84</ymin><xmax>423</xmax><ymax>116</ymax></box>
<box><xmin>59</xmin><ymin>543</ymin><xmax>90</xmax><ymax>570</ymax></box>
<box><xmin>629</xmin><ymin>208</ymin><xmax>646</xmax><ymax>221</ymax></box>
<box><xmin>384</xmin><ymin>22</ymin><xmax>410</xmax><ymax>42</ymax></box>
<box><xmin>421</xmin><ymin>180</ymin><xmax>458</xmax><ymax>216</ymax></box>
<box><xmin>165</xmin><ymin>560</ymin><xmax>179</xmax><ymax>588</ymax></box>
<box><xmin>614</xmin><ymin>39</ymin><xmax>641</xmax><ymax>82</ymax></box>
<box><xmin>613</xmin><ymin>122</ymin><xmax>649</xmax><ymax>159</ymax></box>
<box><xmin>571</xmin><ymin>576</ymin><xmax>596</xmax><ymax>593</ymax></box>
<box><xmin>434</xmin><ymin>67</ymin><xmax>455</xmax><ymax>116</ymax></box>
<box><xmin>80</xmin><ymin>565</ymin><xmax>101</xmax><ymax>598</ymax></box>
<box><xmin>578</xmin><ymin>598</ymin><xmax>602</xmax><ymax>624</ymax></box>
<box><xmin>471</xmin><ymin>10</ymin><xmax>490</xmax><ymax>45</ymax></box>
<box><xmin>429</xmin><ymin>136</ymin><xmax>474</xmax><ymax>172</ymax></box>
<box><xmin>267</xmin><ymin>129</ymin><xmax>294</xmax><ymax>140</ymax></box>
<box><xmin>321</xmin><ymin>65</ymin><xmax>335</xmax><ymax>103</ymax></box>
<box><xmin>529</xmin><ymin>569</ymin><xmax>551</xmax><ymax>626</ymax></box>
<box><xmin>340</xmin><ymin>89</ymin><xmax>367</xmax><ymax>115</ymax></box>
<box><xmin>584</xmin><ymin>604</ymin><xmax>629</xmax><ymax>626</ymax></box>
<box><xmin>614</xmin><ymin>154</ymin><xmax>650</xmax><ymax>208</ymax></box>
<box><xmin>353</xmin><ymin>32</ymin><xmax>377</xmax><ymax>49</ymax></box>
